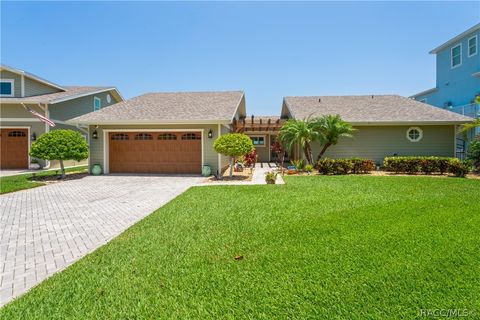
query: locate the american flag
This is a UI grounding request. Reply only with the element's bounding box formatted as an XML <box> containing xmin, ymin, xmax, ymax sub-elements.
<box><xmin>27</xmin><ymin>106</ymin><xmax>55</xmax><ymax>127</ymax></box>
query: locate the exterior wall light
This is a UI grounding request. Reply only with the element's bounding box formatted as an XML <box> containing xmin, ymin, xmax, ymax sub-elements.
<box><xmin>208</xmin><ymin>129</ymin><xmax>213</xmax><ymax>139</ymax></box>
<box><xmin>92</xmin><ymin>130</ymin><xmax>98</xmax><ymax>139</ymax></box>
<box><xmin>31</xmin><ymin>132</ymin><xmax>37</xmax><ymax>141</ymax></box>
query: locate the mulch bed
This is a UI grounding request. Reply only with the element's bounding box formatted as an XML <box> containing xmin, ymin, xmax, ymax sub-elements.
<box><xmin>205</xmin><ymin>167</ymin><xmax>253</xmax><ymax>182</ymax></box>
<box><xmin>30</xmin><ymin>172</ymin><xmax>89</xmax><ymax>184</ymax></box>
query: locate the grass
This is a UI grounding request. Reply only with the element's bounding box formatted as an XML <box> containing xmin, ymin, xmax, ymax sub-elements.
<box><xmin>0</xmin><ymin>166</ymin><xmax>88</xmax><ymax>194</ymax></box>
<box><xmin>1</xmin><ymin>175</ymin><xmax>479</xmax><ymax>319</ymax></box>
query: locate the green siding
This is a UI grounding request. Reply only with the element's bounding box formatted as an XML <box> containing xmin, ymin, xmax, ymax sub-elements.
<box><xmin>1</xmin><ymin>103</ymin><xmax>44</xmax><ymax>118</ymax></box>
<box><xmin>307</xmin><ymin>125</ymin><xmax>455</xmax><ymax>164</ymax></box>
<box><xmin>89</xmin><ymin>124</ymin><xmax>222</xmax><ymax>174</ymax></box>
<box><xmin>24</xmin><ymin>77</ymin><xmax>60</xmax><ymax>96</ymax></box>
<box><xmin>49</xmin><ymin>90</ymin><xmax>119</xmax><ymax>122</ymax></box>
<box><xmin>0</xmin><ymin>70</ymin><xmax>22</xmax><ymax>97</ymax></box>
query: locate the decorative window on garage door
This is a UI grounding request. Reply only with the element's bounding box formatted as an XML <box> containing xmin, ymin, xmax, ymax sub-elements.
<box><xmin>111</xmin><ymin>133</ymin><xmax>129</xmax><ymax>140</ymax></box>
<box><xmin>8</xmin><ymin>131</ymin><xmax>26</xmax><ymax>137</ymax></box>
<box><xmin>181</xmin><ymin>133</ymin><xmax>201</xmax><ymax>140</ymax></box>
<box><xmin>158</xmin><ymin>133</ymin><xmax>177</xmax><ymax>140</ymax></box>
<box><xmin>134</xmin><ymin>133</ymin><xmax>153</xmax><ymax>140</ymax></box>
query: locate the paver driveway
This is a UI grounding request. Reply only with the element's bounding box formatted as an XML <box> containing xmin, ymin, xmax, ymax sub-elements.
<box><xmin>0</xmin><ymin>175</ymin><xmax>203</xmax><ymax>306</ymax></box>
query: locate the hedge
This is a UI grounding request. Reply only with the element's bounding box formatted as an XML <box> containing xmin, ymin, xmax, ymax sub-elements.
<box><xmin>383</xmin><ymin>156</ymin><xmax>471</xmax><ymax>177</ymax></box>
<box><xmin>317</xmin><ymin>158</ymin><xmax>375</xmax><ymax>175</ymax></box>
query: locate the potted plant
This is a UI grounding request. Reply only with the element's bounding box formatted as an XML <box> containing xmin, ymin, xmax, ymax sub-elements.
<box><xmin>265</xmin><ymin>171</ymin><xmax>278</xmax><ymax>184</ymax></box>
<box><xmin>29</xmin><ymin>159</ymin><xmax>41</xmax><ymax>170</ymax></box>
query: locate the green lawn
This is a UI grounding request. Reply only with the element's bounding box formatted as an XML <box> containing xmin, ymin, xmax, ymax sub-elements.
<box><xmin>1</xmin><ymin>176</ymin><xmax>479</xmax><ymax>319</ymax></box>
<box><xmin>0</xmin><ymin>166</ymin><xmax>88</xmax><ymax>194</ymax></box>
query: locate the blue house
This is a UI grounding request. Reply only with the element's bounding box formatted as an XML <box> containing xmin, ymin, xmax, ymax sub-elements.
<box><xmin>411</xmin><ymin>23</ymin><xmax>479</xmax><ymax>123</ymax></box>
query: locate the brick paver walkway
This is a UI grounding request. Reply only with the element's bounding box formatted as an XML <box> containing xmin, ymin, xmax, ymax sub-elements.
<box><xmin>0</xmin><ymin>175</ymin><xmax>203</xmax><ymax>306</ymax></box>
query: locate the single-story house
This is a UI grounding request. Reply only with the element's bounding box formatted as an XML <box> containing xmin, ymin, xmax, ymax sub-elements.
<box><xmin>281</xmin><ymin>95</ymin><xmax>474</xmax><ymax>164</ymax></box>
<box><xmin>68</xmin><ymin>91</ymin><xmax>246</xmax><ymax>174</ymax></box>
<box><xmin>0</xmin><ymin>65</ymin><xmax>123</xmax><ymax>169</ymax></box>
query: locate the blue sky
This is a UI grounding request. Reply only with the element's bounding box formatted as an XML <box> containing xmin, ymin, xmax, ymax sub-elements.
<box><xmin>1</xmin><ymin>1</ymin><xmax>479</xmax><ymax>115</ymax></box>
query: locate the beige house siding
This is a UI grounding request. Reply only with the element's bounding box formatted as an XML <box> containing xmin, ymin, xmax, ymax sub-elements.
<box><xmin>89</xmin><ymin>124</ymin><xmax>222</xmax><ymax>174</ymax></box>
<box><xmin>49</xmin><ymin>90</ymin><xmax>119</xmax><ymax>122</ymax></box>
<box><xmin>219</xmin><ymin>125</ymin><xmax>231</xmax><ymax>172</ymax></box>
<box><xmin>0</xmin><ymin>70</ymin><xmax>22</xmax><ymax>97</ymax></box>
<box><xmin>24</xmin><ymin>77</ymin><xmax>60</xmax><ymax>96</ymax></box>
<box><xmin>250</xmin><ymin>134</ymin><xmax>270</xmax><ymax>162</ymax></box>
<box><xmin>306</xmin><ymin>125</ymin><xmax>455</xmax><ymax>164</ymax></box>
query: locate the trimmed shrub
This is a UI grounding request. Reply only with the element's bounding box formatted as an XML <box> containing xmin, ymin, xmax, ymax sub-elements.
<box><xmin>317</xmin><ymin>158</ymin><xmax>375</xmax><ymax>175</ymax></box>
<box><xmin>351</xmin><ymin>158</ymin><xmax>375</xmax><ymax>174</ymax></box>
<box><xmin>384</xmin><ymin>156</ymin><xmax>471</xmax><ymax>177</ymax></box>
<box><xmin>317</xmin><ymin>158</ymin><xmax>335</xmax><ymax>175</ymax></box>
<box><xmin>448</xmin><ymin>159</ymin><xmax>471</xmax><ymax>178</ymax></box>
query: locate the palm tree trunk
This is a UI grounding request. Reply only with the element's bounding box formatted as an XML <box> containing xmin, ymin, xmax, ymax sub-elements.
<box><xmin>303</xmin><ymin>143</ymin><xmax>313</xmax><ymax>164</ymax></box>
<box><xmin>316</xmin><ymin>143</ymin><xmax>332</xmax><ymax>162</ymax></box>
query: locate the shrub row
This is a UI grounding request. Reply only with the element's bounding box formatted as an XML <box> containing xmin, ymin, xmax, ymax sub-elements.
<box><xmin>383</xmin><ymin>156</ymin><xmax>471</xmax><ymax>177</ymax></box>
<box><xmin>317</xmin><ymin>158</ymin><xmax>375</xmax><ymax>175</ymax></box>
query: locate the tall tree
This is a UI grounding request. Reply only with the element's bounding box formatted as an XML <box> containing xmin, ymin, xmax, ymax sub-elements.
<box><xmin>312</xmin><ymin>115</ymin><xmax>355</xmax><ymax>162</ymax></box>
<box><xmin>279</xmin><ymin>118</ymin><xmax>319</xmax><ymax>164</ymax></box>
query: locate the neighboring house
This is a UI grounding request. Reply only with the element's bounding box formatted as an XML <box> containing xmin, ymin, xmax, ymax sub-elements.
<box><xmin>68</xmin><ymin>91</ymin><xmax>246</xmax><ymax>175</ymax></box>
<box><xmin>0</xmin><ymin>65</ymin><xmax>123</xmax><ymax>169</ymax></box>
<box><xmin>281</xmin><ymin>95</ymin><xmax>473</xmax><ymax>164</ymax></box>
<box><xmin>411</xmin><ymin>23</ymin><xmax>479</xmax><ymax>124</ymax></box>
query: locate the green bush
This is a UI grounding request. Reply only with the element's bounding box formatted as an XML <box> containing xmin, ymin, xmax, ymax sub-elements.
<box><xmin>448</xmin><ymin>159</ymin><xmax>471</xmax><ymax>177</ymax></box>
<box><xmin>383</xmin><ymin>156</ymin><xmax>471</xmax><ymax>177</ymax></box>
<box><xmin>30</xmin><ymin>130</ymin><xmax>88</xmax><ymax>178</ymax></box>
<box><xmin>291</xmin><ymin>159</ymin><xmax>306</xmax><ymax>171</ymax></box>
<box><xmin>317</xmin><ymin>158</ymin><xmax>375</xmax><ymax>175</ymax></box>
<box><xmin>467</xmin><ymin>138</ymin><xmax>480</xmax><ymax>171</ymax></box>
<box><xmin>350</xmin><ymin>158</ymin><xmax>376</xmax><ymax>174</ymax></box>
<box><xmin>213</xmin><ymin>133</ymin><xmax>254</xmax><ymax>177</ymax></box>
<box><xmin>304</xmin><ymin>164</ymin><xmax>314</xmax><ymax>173</ymax></box>
<box><xmin>317</xmin><ymin>158</ymin><xmax>335</xmax><ymax>174</ymax></box>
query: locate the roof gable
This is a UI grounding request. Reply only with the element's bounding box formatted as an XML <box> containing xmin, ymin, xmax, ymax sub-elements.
<box><xmin>68</xmin><ymin>91</ymin><xmax>245</xmax><ymax>124</ymax></box>
<box><xmin>0</xmin><ymin>64</ymin><xmax>65</xmax><ymax>92</ymax></box>
<box><xmin>429</xmin><ymin>23</ymin><xmax>480</xmax><ymax>54</ymax></box>
<box><xmin>283</xmin><ymin>95</ymin><xmax>474</xmax><ymax>124</ymax></box>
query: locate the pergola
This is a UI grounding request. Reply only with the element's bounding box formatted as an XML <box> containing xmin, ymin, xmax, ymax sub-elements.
<box><xmin>233</xmin><ymin>115</ymin><xmax>286</xmax><ymax>133</ymax></box>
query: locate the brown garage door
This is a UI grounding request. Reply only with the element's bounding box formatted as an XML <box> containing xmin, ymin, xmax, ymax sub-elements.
<box><xmin>0</xmin><ymin>128</ymin><xmax>29</xmax><ymax>169</ymax></box>
<box><xmin>109</xmin><ymin>131</ymin><xmax>202</xmax><ymax>174</ymax></box>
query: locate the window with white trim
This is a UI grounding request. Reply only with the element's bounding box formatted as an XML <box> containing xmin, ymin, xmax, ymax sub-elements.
<box><xmin>451</xmin><ymin>44</ymin><xmax>461</xmax><ymax>68</ymax></box>
<box><xmin>406</xmin><ymin>127</ymin><xmax>423</xmax><ymax>142</ymax></box>
<box><xmin>468</xmin><ymin>35</ymin><xmax>477</xmax><ymax>57</ymax></box>
<box><xmin>251</xmin><ymin>136</ymin><xmax>265</xmax><ymax>146</ymax></box>
<box><xmin>0</xmin><ymin>79</ymin><xmax>14</xmax><ymax>97</ymax></box>
<box><xmin>94</xmin><ymin>97</ymin><xmax>101</xmax><ymax>111</ymax></box>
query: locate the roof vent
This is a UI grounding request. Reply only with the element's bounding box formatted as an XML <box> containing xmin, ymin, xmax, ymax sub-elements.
<box><xmin>371</xmin><ymin>95</ymin><xmax>374</xmax><ymax>99</ymax></box>
<box><xmin>318</xmin><ymin>98</ymin><xmax>321</xmax><ymax>103</ymax></box>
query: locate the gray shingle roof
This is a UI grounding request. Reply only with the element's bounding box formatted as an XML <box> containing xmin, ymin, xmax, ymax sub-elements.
<box><xmin>283</xmin><ymin>95</ymin><xmax>474</xmax><ymax>124</ymax></box>
<box><xmin>69</xmin><ymin>91</ymin><xmax>245</xmax><ymax>124</ymax></box>
<box><xmin>0</xmin><ymin>86</ymin><xmax>118</xmax><ymax>104</ymax></box>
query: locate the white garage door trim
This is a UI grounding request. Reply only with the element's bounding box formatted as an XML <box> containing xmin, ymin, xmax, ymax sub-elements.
<box><xmin>102</xmin><ymin>129</ymin><xmax>204</xmax><ymax>174</ymax></box>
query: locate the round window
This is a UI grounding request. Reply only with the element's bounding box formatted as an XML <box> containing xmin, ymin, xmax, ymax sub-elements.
<box><xmin>407</xmin><ymin>127</ymin><xmax>423</xmax><ymax>142</ymax></box>
<box><xmin>106</xmin><ymin>94</ymin><xmax>111</xmax><ymax>103</ymax></box>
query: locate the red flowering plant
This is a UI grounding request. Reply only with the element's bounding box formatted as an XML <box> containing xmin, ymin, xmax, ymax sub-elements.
<box><xmin>243</xmin><ymin>149</ymin><xmax>257</xmax><ymax>168</ymax></box>
<box><xmin>271</xmin><ymin>139</ymin><xmax>286</xmax><ymax>173</ymax></box>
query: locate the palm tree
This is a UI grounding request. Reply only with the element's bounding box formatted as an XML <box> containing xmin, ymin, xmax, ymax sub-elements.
<box><xmin>312</xmin><ymin>115</ymin><xmax>355</xmax><ymax>162</ymax></box>
<box><xmin>459</xmin><ymin>119</ymin><xmax>480</xmax><ymax>139</ymax></box>
<box><xmin>279</xmin><ymin>118</ymin><xmax>319</xmax><ymax>164</ymax></box>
